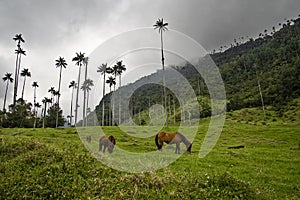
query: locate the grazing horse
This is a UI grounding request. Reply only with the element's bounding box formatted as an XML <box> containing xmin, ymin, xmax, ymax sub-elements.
<box><xmin>99</xmin><ymin>135</ymin><xmax>116</xmax><ymax>153</ymax></box>
<box><xmin>86</xmin><ymin>135</ymin><xmax>91</xmax><ymax>144</ymax></box>
<box><xmin>155</xmin><ymin>132</ymin><xmax>192</xmax><ymax>154</ymax></box>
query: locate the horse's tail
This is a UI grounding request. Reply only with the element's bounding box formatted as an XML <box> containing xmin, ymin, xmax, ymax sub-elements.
<box><xmin>155</xmin><ymin>134</ymin><xmax>161</xmax><ymax>149</ymax></box>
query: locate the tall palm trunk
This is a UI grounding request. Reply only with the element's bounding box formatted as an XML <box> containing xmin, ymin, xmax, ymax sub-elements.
<box><xmin>33</xmin><ymin>88</ymin><xmax>37</xmax><ymax>128</ymax></box>
<box><xmin>86</xmin><ymin>90</ymin><xmax>89</xmax><ymax>126</ymax></box>
<box><xmin>3</xmin><ymin>81</ymin><xmax>9</xmax><ymax>111</ymax></box>
<box><xmin>118</xmin><ymin>75</ymin><xmax>122</xmax><ymax>125</ymax></box>
<box><xmin>83</xmin><ymin>63</ymin><xmax>88</xmax><ymax>126</ymax></box>
<box><xmin>70</xmin><ymin>86</ymin><xmax>75</xmax><ymax>126</ymax></box>
<box><xmin>56</xmin><ymin>67</ymin><xmax>63</xmax><ymax>128</ymax></box>
<box><xmin>43</xmin><ymin>103</ymin><xmax>47</xmax><ymax>128</ymax></box>
<box><xmin>75</xmin><ymin>65</ymin><xmax>81</xmax><ymax>125</ymax></box>
<box><xmin>21</xmin><ymin>76</ymin><xmax>27</xmax><ymax>99</ymax></box>
<box><xmin>13</xmin><ymin>53</ymin><xmax>20</xmax><ymax>108</ymax></box>
<box><xmin>160</xmin><ymin>31</ymin><xmax>168</xmax><ymax>127</ymax></box>
<box><xmin>256</xmin><ymin>71</ymin><xmax>266</xmax><ymax>120</ymax></box>
<box><xmin>102</xmin><ymin>72</ymin><xmax>106</xmax><ymax>126</ymax></box>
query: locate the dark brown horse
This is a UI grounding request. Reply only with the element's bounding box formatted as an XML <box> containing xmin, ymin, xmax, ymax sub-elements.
<box><xmin>99</xmin><ymin>135</ymin><xmax>116</xmax><ymax>153</ymax></box>
<box><xmin>155</xmin><ymin>132</ymin><xmax>192</xmax><ymax>154</ymax></box>
<box><xmin>86</xmin><ymin>135</ymin><xmax>91</xmax><ymax>144</ymax></box>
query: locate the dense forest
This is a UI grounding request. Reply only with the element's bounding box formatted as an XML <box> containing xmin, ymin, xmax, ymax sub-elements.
<box><xmin>92</xmin><ymin>16</ymin><xmax>300</xmax><ymax>126</ymax></box>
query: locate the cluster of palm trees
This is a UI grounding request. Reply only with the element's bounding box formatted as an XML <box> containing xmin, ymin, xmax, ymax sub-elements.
<box><xmin>2</xmin><ymin>18</ymin><xmax>170</xmax><ymax>127</ymax></box>
<box><xmin>97</xmin><ymin>60</ymin><xmax>126</xmax><ymax>126</ymax></box>
<box><xmin>1</xmin><ymin>33</ymin><xmax>97</xmax><ymax>128</ymax></box>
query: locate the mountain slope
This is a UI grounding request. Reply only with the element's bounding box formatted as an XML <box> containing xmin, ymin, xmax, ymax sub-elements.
<box><xmin>88</xmin><ymin>16</ymin><xmax>300</xmax><ymax>126</ymax></box>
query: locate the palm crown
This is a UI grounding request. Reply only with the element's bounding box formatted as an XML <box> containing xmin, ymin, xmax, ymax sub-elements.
<box><xmin>3</xmin><ymin>73</ymin><xmax>14</xmax><ymax>82</ymax></box>
<box><xmin>13</xmin><ymin>34</ymin><xmax>25</xmax><ymax>47</ymax></box>
<box><xmin>97</xmin><ymin>63</ymin><xmax>112</xmax><ymax>74</ymax></box>
<box><xmin>32</xmin><ymin>81</ymin><xmax>39</xmax><ymax>88</ymax></box>
<box><xmin>72</xmin><ymin>52</ymin><xmax>85</xmax><ymax>66</ymax></box>
<box><xmin>153</xmin><ymin>18</ymin><xmax>168</xmax><ymax>33</ymax></box>
<box><xmin>55</xmin><ymin>57</ymin><xmax>68</xmax><ymax>68</ymax></box>
<box><xmin>106</xmin><ymin>76</ymin><xmax>116</xmax><ymax>87</ymax></box>
<box><xmin>21</xmin><ymin>68</ymin><xmax>31</xmax><ymax>77</ymax></box>
<box><xmin>69</xmin><ymin>80</ymin><xmax>76</xmax><ymax>88</ymax></box>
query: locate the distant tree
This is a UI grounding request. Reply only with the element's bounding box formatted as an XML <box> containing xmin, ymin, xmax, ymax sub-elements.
<box><xmin>81</xmin><ymin>78</ymin><xmax>94</xmax><ymax>126</ymax></box>
<box><xmin>81</xmin><ymin>57</ymin><xmax>89</xmax><ymax>126</ymax></box>
<box><xmin>154</xmin><ymin>18</ymin><xmax>169</xmax><ymax>127</ymax></box>
<box><xmin>53</xmin><ymin>90</ymin><xmax>60</xmax><ymax>104</ymax></box>
<box><xmin>42</xmin><ymin>97</ymin><xmax>52</xmax><ymax>128</ymax></box>
<box><xmin>72</xmin><ymin>52</ymin><xmax>85</xmax><ymax>125</ymax></box>
<box><xmin>2</xmin><ymin>73</ymin><xmax>14</xmax><ymax>112</ymax></box>
<box><xmin>115</xmin><ymin>60</ymin><xmax>126</xmax><ymax>124</ymax></box>
<box><xmin>46</xmin><ymin>103</ymin><xmax>64</xmax><ymax>128</ymax></box>
<box><xmin>20</xmin><ymin>68</ymin><xmax>31</xmax><ymax>99</ymax></box>
<box><xmin>106</xmin><ymin>76</ymin><xmax>116</xmax><ymax>93</ymax></box>
<box><xmin>68</xmin><ymin>80</ymin><xmax>76</xmax><ymax>126</ymax></box>
<box><xmin>32</xmin><ymin>81</ymin><xmax>39</xmax><ymax>128</ymax></box>
<box><xmin>106</xmin><ymin>76</ymin><xmax>116</xmax><ymax>126</ymax></box>
<box><xmin>55</xmin><ymin>56</ymin><xmax>67</xmax><ymax>128</ymax></box>
<box><xmin>12</xmin><ymin>34</ymin><xmax>25</xmax><ymax>109</ymax></box>
<box><xmin>5</xmin><ymin>98</ymin><xmax>33</xmax><ymax>127</ymax></box>
<box><xmin>34</xmin><ymin>102</ymin><xmax>41</xmax><ymax>128</ymax></box>
<box><xmin>97</xmin><ymin>63</ymin><xmax>112</xmax><ymax>126</ymax></box>
<box><xmin>111</xmin><ymin>65</ymin><xmax>120</xmax><ymax>91</ymax></box>
<box><xmin>115</xmin><ymin>60</ymin><xmax>126</xmax><ymax>88</ymax></box>
<box><xmin>48</xmin><ymin>87</ymin><xmax>55</xmax><ymax>106</ymax></box>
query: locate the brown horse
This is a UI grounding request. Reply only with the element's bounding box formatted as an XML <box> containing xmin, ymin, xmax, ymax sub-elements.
<box><xmin>99</xmin><ymin>135</ymin><xmax>116</xmax><ymax>153</ymax></box>
<box><xmin>86</xmin><ymin>135</ymin><xmax>91</xmax><ymax>144</ymax></box>
<box><xmin>155</xmin><ymin>132</ymin><xmax>192</xmax><ymax>154</ymax></box>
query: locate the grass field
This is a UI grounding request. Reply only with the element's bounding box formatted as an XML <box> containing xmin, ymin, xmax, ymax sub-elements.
<box><xmin>1</xmin><ymin>116</ymin><xmax>300</xmax><ymax>199</ymax></box>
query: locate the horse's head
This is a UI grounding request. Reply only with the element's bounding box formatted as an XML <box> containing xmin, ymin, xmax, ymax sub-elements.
<box><xmin>186</xmin><ymin>143</ymin><xmax>192</xmax><ymax>154</ymax></box>
<box><xmin>108</xmin><ymin>136</ymin><xmax>116</xmax><ymax>153</ymax></box>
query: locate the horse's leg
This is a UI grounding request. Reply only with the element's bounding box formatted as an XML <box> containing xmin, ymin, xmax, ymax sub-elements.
<box><xmin>103</xmin><ymin>144</ymin><xmax>106</xmax><ymax>153</ymax></box>
<box><xmin>99</xmin><ymin>143</ymin><xmax>102</xmax><ymax>152</ymax></box>
<box><xmin>176</xmin><ymin>143</ymin><xmax>180</xmax><ymax>154</ymax></box>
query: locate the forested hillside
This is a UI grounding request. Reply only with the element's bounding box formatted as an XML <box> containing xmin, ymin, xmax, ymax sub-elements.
<box><xmin>91</xmin><ymin>16</ymin><xmax>300</xmax><ymax>126</ymax></box>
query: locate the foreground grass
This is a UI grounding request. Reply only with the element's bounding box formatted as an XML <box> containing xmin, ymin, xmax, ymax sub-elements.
<box><xmin>0</xmin><ymin>121</ymin><xmax>300</xmax><ymax>199</ymax></box>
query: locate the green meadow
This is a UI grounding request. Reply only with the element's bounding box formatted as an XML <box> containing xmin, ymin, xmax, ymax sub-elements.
<box><xmin>1</xmin><ymin>112</ymin><xmax>300</xmax><ymax>199</ymax></box>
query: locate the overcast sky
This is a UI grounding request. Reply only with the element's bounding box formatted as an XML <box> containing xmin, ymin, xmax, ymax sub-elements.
<box><xmin>0</xmin><ymin>0</ymin><xmax>299</xmax><ymax>120</ymax></box>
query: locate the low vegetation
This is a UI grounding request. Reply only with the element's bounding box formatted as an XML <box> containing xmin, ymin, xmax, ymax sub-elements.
<box><xmin>1</xmin><ymin>115</ymin><xmax>299</xmax><ymax>199</ymax></box>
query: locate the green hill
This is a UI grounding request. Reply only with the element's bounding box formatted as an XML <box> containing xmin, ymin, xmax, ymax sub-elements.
<box><xmin>89</xmin><ymin>16</ymin><xmax>300</xmax><ymax>126</ymax></box>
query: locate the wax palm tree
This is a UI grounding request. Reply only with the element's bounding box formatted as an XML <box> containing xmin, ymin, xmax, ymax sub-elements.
<box><xmin>53</xmin><ymin>90</ymin><xmax>60</xmax><ymax>104</ymax></box>
<box><xmin>115</xmin><ymin>60</ymin><xmax>126</xmax><ymax>88</ymax></box>
<box><xmin>106</xmin><ymin>76</ymin><xmax>116</xmax><ymax>93</ymax></box>
<box><xmin>34</xmin><ymin>102</ymin><xmax>41</xmax><ymax>128</ymax></box>
<box><xmin>154</xmin><ymin>18</ymin><xmax>169</xmax><ymax>127</ymax></box>
<box><xmin>72</xmin><ymin>52</ymin><xmax>85</xmax><ymax>125</ymax></box>
<box><xmin>81</xmin><ymin>78</ymin><xmax>94</xmax><ymax>126</ymax></box>
<box><xmin>115</xmin><ymin>60</ymin><xmax>126</xmax><ymax>124</ymax></box>
<box><xmin>20</xmin><ymin>68</ymin><xmax>31</xmax><ymax>99</ymax></box>
<box><xmin>55</xmin><ymin>56</ymin><xmax>67</xmax><ymax>128</ymax></box>
<box><xmin>82</xmin><ymin>56</ymin><xmax>89</xmax><ymax>126</ymax></box>
<box><xmin>69</xmin><ymin>80</ymin><xmax>76</xmax><ymax>126</ymax></box>
<box><xmin>13</xmin><ymin>45</ymin><xmax>26</xmax><ymax>108</ymax></box>
<box><xmin>97</xmin><ymin>63</ymin><xmax>112</xmax><ymax>126</ymax></box>
<box><xmin>112</xmin><ymin>64</ymin><xmax>120</xmax><ymax>91</ymax></box>
<box><xmin>48</xmin><ymin>87</ymin><xmax>55</xmax><ymax>106</ymax></box>
<box><xmin>2</xmin><ymin>73</ymin><xmax>14</xmax><ymax>112</ymax></box>
<box><xmin>32</xmin><ymin>81</ymin><xmax>39</xmax><ymax>128</ymax></box>
<box><xmin>42</xmin><ymin>97</ymin><xmax>52</xmax><ymax>128</ymax></box>
<box><xmin>13</xmin><ymin>34</ymin><xmax>25</xmax><ymax>107</ymax></box>
<box><xmin>106</xmin><ymin>76</ymin><xmax>116</xmax><ymax>126</ymax></box>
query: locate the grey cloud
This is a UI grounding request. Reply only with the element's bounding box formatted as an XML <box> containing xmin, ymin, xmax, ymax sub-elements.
<box><xmin>0</xmin><ymin>0</ymin><xmax>299</xmax><ymax>115</ymax></box>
